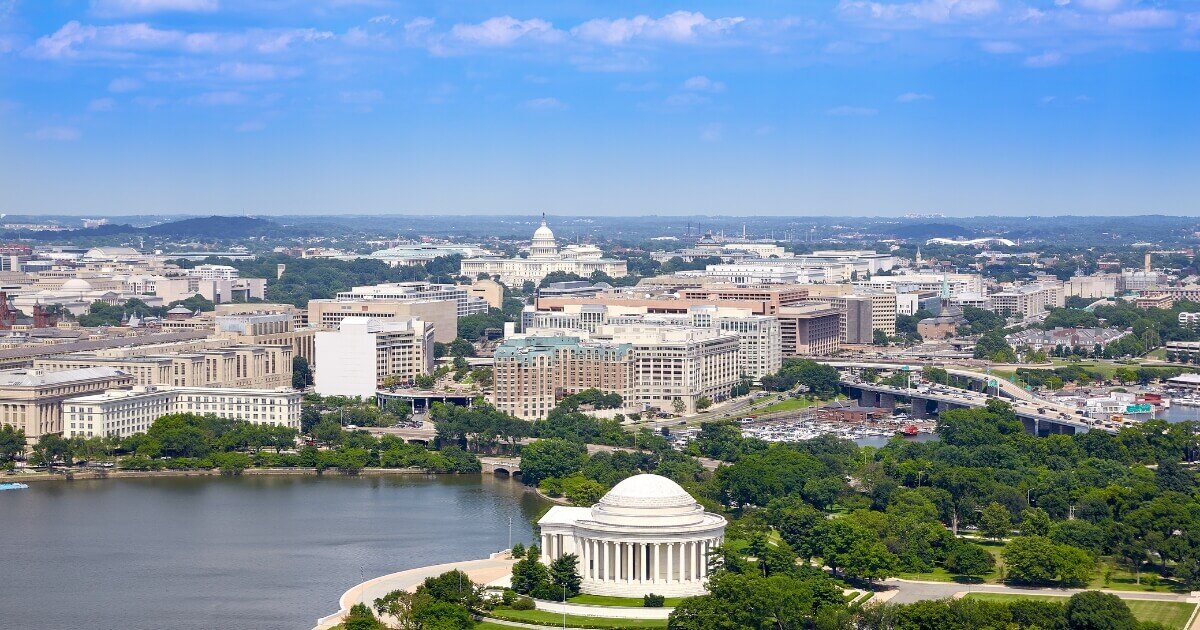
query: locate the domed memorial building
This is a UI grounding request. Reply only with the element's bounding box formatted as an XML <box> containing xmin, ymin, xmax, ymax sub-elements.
<box><xmin>537</xmin><ymin>474</ymin><xmax>726</xmax><ymax>598</ymax></box>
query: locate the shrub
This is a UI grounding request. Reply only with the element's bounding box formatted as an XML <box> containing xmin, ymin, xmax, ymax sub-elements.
<box><xmin>512</xmin><ymin>596</ymin><xmax>536</xmax><ymax>611</ymax></box>
<box><xmin>644</xmin><ymin>593</ymin><xmax>665</xmax><ymax>607</ymax></box>
<box><xmin>501</xmin><ymin>589</ymin><xmax>517</xmax><ymax>606</ymax></box>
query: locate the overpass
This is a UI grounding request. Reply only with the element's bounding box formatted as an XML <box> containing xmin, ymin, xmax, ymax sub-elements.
<box><xmin>822</xmin><ymin>361</ymin><xmax>1118</xmax><ymax>435</ymax></box>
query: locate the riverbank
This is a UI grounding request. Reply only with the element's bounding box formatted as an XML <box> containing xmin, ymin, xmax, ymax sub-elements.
<box><xmin>6</xmin><ymin>466</ymin><xmax>445</xmax><ymax>483</ymax></box>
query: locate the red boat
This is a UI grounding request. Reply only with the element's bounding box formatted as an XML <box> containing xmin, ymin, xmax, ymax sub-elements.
<box><xmin>900</xmin><ymin>424</ymin><xmax>920</xmax><ymax>436</ymax></box>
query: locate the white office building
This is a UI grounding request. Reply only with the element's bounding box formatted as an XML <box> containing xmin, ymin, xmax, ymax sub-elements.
<box><xmin>335</xmin><ymin>281</ymin><xmax>489</xmax><ymax>318</ymax></box>
<box><xmin>314</xmin><ymin>317</ymin><xmax>434</xmax><ymax>399</ymax></box>
<box><xmin>62</xmin><ymin>385</ymin><xmax>302</xmax><ymax>438</ymax></box>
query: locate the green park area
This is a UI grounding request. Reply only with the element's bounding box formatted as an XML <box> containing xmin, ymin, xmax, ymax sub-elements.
<box><xmin>486</xmin><ymin>607</ymin><xmax>668</xmax><ymax>629</ymax></box>
<box><xmin>756</xmin><ymin>396</ymin><xmax>817</xmax><ymax>415</ymax></box>
<box><xmin>964</xmin><ymin>594</ymin><xmax>1197</xmax><ymax>630</ymax></box>
<box><xmin>568</xmin><ymin>594</ymin><xmax>686</xmax><ymax>607</ymax></box>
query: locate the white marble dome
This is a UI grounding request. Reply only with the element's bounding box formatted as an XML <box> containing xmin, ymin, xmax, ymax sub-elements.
<box><xmin>61</xmin><ymin>279</ymin><xmax>93</xmax><ymax>291</ymax></box>
<box><xmin>532</xmin><ymin>220</ymin><xmax>555</xmax><ymax>242</ymax></box>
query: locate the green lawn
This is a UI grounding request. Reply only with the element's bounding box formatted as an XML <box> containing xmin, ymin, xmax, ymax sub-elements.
<box><xmin>757</xmin><ymin>397</ymin><xmax>816</xmax><ymax>415</ymax></box>
<box><xmin>488</xmin><ymin>607</ymin><xmax>668</xmax><ymax>629</ymax></box>
<box><xmin>568</xmin><ymin>594</ymin><xmax>685</xmax><ymax>607</ymax></box>
<box><xmin>964</xmin><ymin>594</ymin><xmax>1197</xmax><ymax>630</ymax></box>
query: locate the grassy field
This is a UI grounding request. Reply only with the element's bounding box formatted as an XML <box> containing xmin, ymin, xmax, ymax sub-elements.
<box><xmin>757</xmin><ymin>396</ymin><xmax>816</xmax><ymax>415</ymax></box>
<box><xmin>964</xmin><ymin>593</ymin><xmax>1197</xmax><ymax>630</ymax></box>
<box><xmin>488</xmin><ymin>607</ymin><xmax>669</xmax><ymax>629</ymax></box>
<box><xmin>568</xmin><ymin>594</ymin><xmax>685</xmax><ymax>607</ymax></box>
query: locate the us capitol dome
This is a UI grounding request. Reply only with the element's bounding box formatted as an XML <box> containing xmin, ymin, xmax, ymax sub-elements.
<box><xmin>537</xmin><ymin>474</ymin><xmax>726</xmax><ymax>597</ymax></box>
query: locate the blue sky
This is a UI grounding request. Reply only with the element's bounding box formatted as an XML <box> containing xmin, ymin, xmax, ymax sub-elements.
<box><xmin>0</xmin><ymin>0</ymin><xmax>1198</xmax><ymax>217</ymax></box>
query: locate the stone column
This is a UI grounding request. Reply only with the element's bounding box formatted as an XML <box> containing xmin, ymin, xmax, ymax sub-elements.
<box><xmin>626</xmin><ymin>542</ymin><xmax>634</xmax><ymax>584</ymax></box>
<box><xmin>666</xmin><ymin>542</ymin><xmax>674</xmax><ymax>584</ymax></box>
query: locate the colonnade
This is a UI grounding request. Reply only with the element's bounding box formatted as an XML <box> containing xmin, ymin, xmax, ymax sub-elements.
<box><xmin>542</xmin><ymin>534</ymin><xmax>721</xmax><ymax>587</ymax></box>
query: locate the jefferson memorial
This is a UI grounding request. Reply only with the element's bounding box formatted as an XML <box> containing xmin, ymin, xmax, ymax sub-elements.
<box><xmin>537</xmin><ymin>474</ymin><xmax>726</xmax><ymax>598</ymax></box>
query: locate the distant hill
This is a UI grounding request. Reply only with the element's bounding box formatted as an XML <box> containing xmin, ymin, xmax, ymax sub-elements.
<box><xmin>886</xmin><ymin>222</ymin><xmax>975</xmax><ymax>240</ymax></box>
<box><xmin>143</xmin><ymin>216</ymin><xmax>279</xmax><ymax>237</ymax></box>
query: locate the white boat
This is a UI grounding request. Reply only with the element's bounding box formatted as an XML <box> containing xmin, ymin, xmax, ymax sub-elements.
<box><xmin>0</xmin><ymin>482</ymin><xmax>30</xmax><ymax>491</ymax></box>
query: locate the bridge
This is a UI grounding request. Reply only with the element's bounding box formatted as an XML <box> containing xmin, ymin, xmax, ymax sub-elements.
<box><xmin>822</xmin><ymin>361</ymin><xmax>1118</xmax><ymax>435</ymax></box>
<box><xmin>478</xmin><ymin>445</ymin><xmax>723</xmax><ymax>477</ymax></box>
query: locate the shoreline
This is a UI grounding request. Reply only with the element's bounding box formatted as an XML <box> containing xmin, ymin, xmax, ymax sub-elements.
<box><xmin>5</xmin><ymin>466</ymin><xmax>465</xmax><ymax>483</ymax></box>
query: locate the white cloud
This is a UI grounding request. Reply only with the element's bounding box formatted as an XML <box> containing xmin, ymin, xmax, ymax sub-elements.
<box><xmin>235</xmin><ymin>120</ymin><xmax>264</xmax><ymax>132</ymax></box>
<box><xmin>700</xmin><ymin>123</ymin><xmax>722</xmax><ymax>142</ymax></box>
<box><xmin>188</xmin><ymin>90</ymin><xmax>244</xmax><ymax>106</ymax></box>
<box><xmin>25</xmin><ymin>21</ymin><xmax>331</xmax><ymax>60</ymax></box>
<box><xmin>1024</xmin><ymin>51</ymin><xmax>1065</xmax><ymax>67</ymax></box>
<box><xmin>28</xmin><ymin>126</ymin><xmax>81</xmax><ymax>141</ymax></box>
<box><xmin>682</xmin><ymin>75</ymin><xmax>725</xmax><ymax>93</ymax></box>
<box><xmin>522</xmin><ymin>97</ymin><xmax>566</xmax><ymax>111</ymax></box>
<box><xmin>255</xmin><ymin>28</ymin><xmax>333</xmax><ymax>53</ymax></box>
<box><xmin>838</xmin><ymin>0</ymin><xmax>1000</xmax><ymax>25</ymax></box>
<box><xmin>980</xmin><ymin>40</ymin><xmax>1021</xmax><ymax>54</ymax></box>
<box><xmin>450</xmin><ymin>17</ymin><xmax>562</xmax><ymax>47</ymax></box>
<box><xmin>90</xmin><ymin>0</ymin><xmax>217</xmax><ymax>17</ymax></box>
<box><xmin>572</xmin><ymin>11</ymin><xmax>745</xmax><ymax>45</ymax></box>
<box><xmin>1072</xmin><ymin>0</ymin><xmax>1125</xmax><ymax>12</ymax></box>
<box><xmin>368</xmin><ymin>15</ymin><xmax>400</xmax><ymax>26</ymax></box>
<box><xmin>88</xmin><ymin>97</ymin><xmax>117</xmax><ymax>111</ymax></box>
<box><xmin>896</xmin><ymin>92</ymin><xmax>933</xmax><ymax>102</ymax></box>
<box><xmin>665</xmin><ymin>92</ymin><xmax>709</xmax><ymax>107</ymax></box>
<box><xmin>826</xmin><ymin>105</ymin><xmax>877</xmax><ymax>116</ymax></box>
<box><xmin>108</xmin><ymin>77</ymin><xmax>142</xmax><ymax>92</ymax></box>
<box><xmin>1108</xmin><ymin>9</ymin><xmax>1177</xmax><ymax>29</ymax></box>
<box><xmin>1040</xmin><ymin>95</ymin><xmax>1057</xmax><ymax>104</ymax></box>
<box><xmin>219</xmin><ymin>61</ymin><xmax>301</xmax><ymax>81</ymax></box>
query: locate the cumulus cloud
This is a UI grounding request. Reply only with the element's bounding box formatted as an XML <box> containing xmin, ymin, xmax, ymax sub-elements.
<box><xmin>980</xmin><ymin>40</ymin><xmax>1021</xmax><ymax>54</ymax></box>
<box><xmin>572</xmin><ymin>11</ymin><xmax>745</xmax><ymax>44</ymax></box>
<box><xmin>837</xmin><ymin>0</ymin><xmax>1000</xmax><ymax>25</ymax></box>
<box><xmin>25</xmin><ymin>21</ymin><xmax>332</xmax><ymax>59</ymax></box>
<box><xmin>450</xmin><ymin>17</ymin><xmax>562</xmax><ymax>47</ymax></box>
<box><xmin>219</xmin><ymin>61</ymin><xmax>301</xmax><ymax>81</ymax></box>
<box><xmin>108</xmin><ymin>76</ymin><xmax>142</xmax><ymax>92</ymax></box>
<box><xmin>681</xmin><ymin>75</ymin><xmax>725</xmax><ymax>92</ymax></box>
<box><xmin>1025</xmin><ymin>50</ymin><xmax>1065</xmax><ymax>67</ymax></box>
<box><xmin>1108</xmin><ymin>9</ymin><xmax>1177</xmax><ymax>29</ymax></box>
<box><xmin>896</xmin><ymin>92</ymin><xmax>933</xmax><ymax>102</ymax></box>
<box><xmin>188</xmin><ymin>90</ymin><xmax>244</xmax><ymax>106</ymax></box>
<box><xmin>522</xmin><ymin>96</ymin><xmax>566</xmax><ymax>110</ymax></box>
<box><xmin>28</xmin><ymin>126</ymin><xmax>81</xmax><ymax>141</ymax></box>
<box><xmin>90</xmin><ymin>0</ymin><xmax>217</xmax><ymax>17</ymax></box>
<box><xmin>826</xmin><ymin>105</ymin><xmax>877</xmax><ymax>116</ymax></box>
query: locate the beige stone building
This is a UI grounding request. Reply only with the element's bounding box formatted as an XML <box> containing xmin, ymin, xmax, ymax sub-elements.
<box><xmin>62</xmin><ymin>385</ymin><xmax>301</xmax><ymax>439</ymax></box>
<box><xmin>307</xmin><ymin>298</ymin><xmax>457</xmax><ymax>342</ymax></box>
<box><xmin>0</xmin><ymin>367</ymin><xmax>135</xmax><ymax>441</ymax></box>
<box><xmin>777</xmin><ymin>305</ymin><xmax>842</xmax><ymax>356</ymax></box>
<box><xmin>34</xmin><ymin>344</ymin><xmax>293</xmax><ymax>390</ymax></box>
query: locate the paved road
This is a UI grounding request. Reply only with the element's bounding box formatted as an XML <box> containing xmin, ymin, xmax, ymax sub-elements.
<box><xmin>884</xmin><ymin>577</ymin><xmax>1200</xmax><ymax>606</ymax></box>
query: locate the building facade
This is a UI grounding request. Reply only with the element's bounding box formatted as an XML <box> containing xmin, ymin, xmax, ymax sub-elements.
<box><xmin>777</xmin><ymin>305</ymin><xmax>842</xmax><ymax>356</ymax></box>
<box><xmin>459</xmin><ymin>217</ymin><xmax>628</xmax><ymax>286</ymax></box>
<box><xmin>314</xmin><ymin>317</ymin><xmax>434</xmax><ymax>399</ymax></box>
<box><xmin>62</xmin><ymin>385</ymin><xmax>301</xmax><ymax>438</ymax></box>
<box><xmin>0</xmin><ymin>367</ymin><xmax>135</xmax><ymax>441</ymax></box>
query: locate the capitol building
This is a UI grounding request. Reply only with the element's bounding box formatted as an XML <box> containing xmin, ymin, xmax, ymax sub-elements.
<box><xmin>537</xmin><ymin>474</ymin><xmax>726</xmax><ymax>598</ymax></box>
<box><xmin>459</xmin><ymin>216</ymin><xmax>627</xmax><ymax>286</ymax></box>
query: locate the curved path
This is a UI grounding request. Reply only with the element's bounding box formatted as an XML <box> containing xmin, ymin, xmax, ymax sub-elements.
<box><xmin>313</xmin><ymin>553</ymin><xmax>516</xmax><ymax>630</ymax></box>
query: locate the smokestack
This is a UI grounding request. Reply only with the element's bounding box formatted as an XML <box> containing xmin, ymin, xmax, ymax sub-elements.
<box><xmin>1145</xmin><ymin>252</ymin><xmax>1151</xmax><ymax>273</ymax></box>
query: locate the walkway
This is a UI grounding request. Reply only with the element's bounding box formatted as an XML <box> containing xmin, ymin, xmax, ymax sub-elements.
<box><xmin>312</xmin><ymin>553</ymin><xmax>516</xmax><ymax>630</ymax></box>
<box><xmin>884</xmin><ymin>577</ymin><xmax>1200</xmax><ymax>605</ymax></box>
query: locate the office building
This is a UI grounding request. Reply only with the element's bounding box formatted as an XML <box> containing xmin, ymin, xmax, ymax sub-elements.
<box><xmin>989</xmin><ymin>281</ymin><xmax>1065</xmax><ymax>319</ymax></box>
<box><xmin>777</xmin><ymin>305</ymin><xmax>842</xmax><ymax>356</ymax></box>
<box><xmin>0</xmin><ymin>367</ymin><xmax>135</xmax><ymax>441</ymax></box>
<box><xmin>308</xmin><ymin>297</ymin><xmax>457</xmax><ymax>342</ymax></box>
<box><xmin>334</xmin><ymin>282</ymin><xmax>489</xmax><ymax>318</ymax></box>
<box><xmin>62</xmin><ymin>385</ymin><xmax>301</xmax><ymax>438</ymax></box>
<box><xmin>314</xmin><ymin>317</ymin><xmax>434</xmax><ymax>399</ymax></box>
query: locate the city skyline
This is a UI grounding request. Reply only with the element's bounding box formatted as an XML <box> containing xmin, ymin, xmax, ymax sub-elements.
<box><xmin>1</xmin><ymin>0</ymin><xmax>1198</xmax><ymax>216</ymax></box>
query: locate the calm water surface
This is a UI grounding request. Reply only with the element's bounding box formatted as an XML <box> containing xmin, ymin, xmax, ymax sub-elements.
<box><xmin>0</xmin><ymin>474</ymin><xmax>544</xmax><ymax>630</ymax></box>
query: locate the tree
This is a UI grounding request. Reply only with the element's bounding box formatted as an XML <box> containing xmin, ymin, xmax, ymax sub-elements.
<box><xmin>549</xmin><ymin>553</ymin><xmax>582</xmax><ymax>599</ymax></box>
<box><xmin>292</xmin><ymin>356</ymin><xmax>312</xmax><ymax>389</ymax></box>
<box><xmin>818</xmin><ymin>519</ymin><xmax>898</xmax><ymax>581</ymax></box>
<box><xmin>673</xmin><ymin>397</ymin><xmax>686</xmax><ymax>414</ymax></box>
<box><xmin>873</xmin><ymin>329</ymin><xmax>889</xmax><ymax>346</ymax></box>
<box><xmin>1020</xmin><ymin>507</ymin><xmax>1052</xmax><ymax>536</ymax></box>
<box><xmin>1064</xmin><ymin>591</ymin><xmax>1138</xmax><ymax>630</ymax></box>
<box><xmin>342</xmin><ymin>603</ymin><xmax>385</xmax><ymax>630</ymax></box>
<box><xmin>511</xmin><ymin>547</ymin><xmax>550</xmax><ymax>595</ymax></box>
<box><xmin>944</xmin><ymin>542</ymin><xmax>996</xmax><ymax>579</ymax></box>
<box><xmin>29</xmin><ymin>433</ymin><xmax>72</xmax><ymax>469</ymax></box>
<box><xmin>979</xmin><ymin>502</ymin><xmax>1013</xmax><ymax>541</ymax></box>
<box><xmin>975</xmin><ymin>331</ymin><xmax>1017</xmax><ymax>362</ymax></box>
<box><xmin>520</xmin><ymin>439</ymin><xmax>587</xmax><ymax>486</ymax></box>
<box><xmin>0</xmin><ymin>423</ymin><xmax>25</xmax><ymax>464</ymax></box>
<box><xmin>696</xmin><ymin>396</ymin><xmax>712</xmax><ymax>411</ymax></box>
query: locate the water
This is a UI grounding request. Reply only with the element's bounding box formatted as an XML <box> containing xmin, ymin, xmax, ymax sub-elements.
<box><xmin>0</xmin><ymin>474</ymin><xmax>544</xmax><ymax>630</ymax></box>
<box><xmin>1159</xmin><ymin>404</ymin><xmax>1200</xmax><ymax>423</ymax></box>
